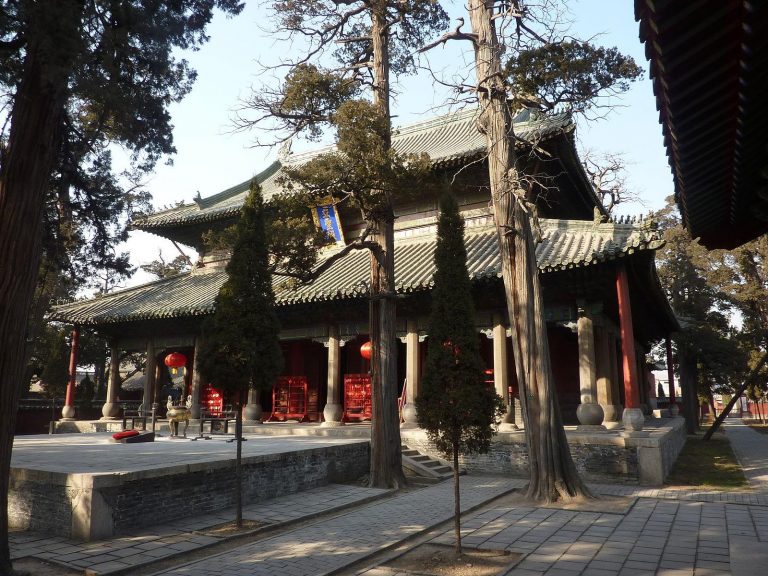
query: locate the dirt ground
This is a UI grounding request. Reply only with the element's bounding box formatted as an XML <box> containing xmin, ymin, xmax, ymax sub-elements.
<box><xmin>384</xmin><ymin>543</ymin><xmax>521</xmax><ymax>576</ymax></box>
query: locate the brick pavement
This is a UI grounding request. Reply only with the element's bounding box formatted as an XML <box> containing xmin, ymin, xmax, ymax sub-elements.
<box><xmin>356</xmin><ymin>484</ymin><xmax>768</xmax><ymax>576</ymax></box>
<box><xmin>10</xmin><ymin>483</ymin><xmax>389</xmax><ymax>575</ymax></box>
<box><xmin>151</xmin><ymin>475</ymin><xmax>515</xmax><ymax>576</ymax></box>
<box><xmin>12</xmin><ymin>419</ymin><xmax>768</xmax><ymax>576</ymax></box>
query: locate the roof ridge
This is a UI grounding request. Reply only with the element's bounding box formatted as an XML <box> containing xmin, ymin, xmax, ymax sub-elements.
<box><xmin>196</xmin><ymin>161</ymin><xmax>282</xmax><ymax>209</ymax></box>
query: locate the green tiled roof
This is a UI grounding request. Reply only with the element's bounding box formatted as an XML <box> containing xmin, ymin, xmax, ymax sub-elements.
<box><xmin>50</xmin><ymin>217</ymin><xmax>662</xmax><ymax>326</ymax></box>
<box><xmin>133</xmin><ymin>108</ymin><xmax>573</xmax><ymax>231</ymax></box>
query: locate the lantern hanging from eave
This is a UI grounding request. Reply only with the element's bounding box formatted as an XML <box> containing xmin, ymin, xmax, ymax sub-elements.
<box><xmin>164</xmin><ymin>352</ymin><xmax>187</xmax><ymax>375</ymax></box>
<box><xmin>360</xmin><ymin>341</ymin><xmax>372</xmax><ymax>360</ymax></box>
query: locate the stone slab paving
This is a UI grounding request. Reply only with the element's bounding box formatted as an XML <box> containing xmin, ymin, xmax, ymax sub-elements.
<box><xmin>12</xmin><ymin>474</ymin><xmax>768</xmax><ymax>576</ymax></box>
<box><xmin>723</xmin><ymin>419</ymin><xmax>768</xmax><ymax>492</ymax></box>
<box><xmin>150</xmin><ymin>475</ymin><xmax>516</xmax><ymax>576</ymax></box>
<box><xmin>10</xmin><ymin>483</ymin><xmax>389</xmax><ymax>575</ymax></box>
<box><xmin>11</xmin><ymin>432</ymin><xmax>367</xmax><ymax>473</ymax></box>
<box><xmin>355</xmin><ymin>482</ymin><xmax>768</xmax><ymax>576</ymax></box>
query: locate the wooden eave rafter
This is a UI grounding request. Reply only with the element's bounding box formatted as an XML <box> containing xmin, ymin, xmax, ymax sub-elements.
<box><xmin>635</xmin><ymin>0</ymin><xmax>768</xmax><ymax>249</ymax></box>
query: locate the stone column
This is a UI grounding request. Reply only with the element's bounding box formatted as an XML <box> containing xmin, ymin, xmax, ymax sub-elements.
<box><xmin>492</xmin><ymin>315</ymin><xmax>516</xmax><ymax>430</ymax></box>
<box><xmin>143</xmin><ymin>340</ymin><xmax>156</xmax><ymax>416</ymax></box>
<box><xmin>244</xmin><ymin>387</ymin><xmax>263</xmax><ymax>423</ymax></box>
<box><xmin>616</xmin><ymin>264</ymin><xmax>644</xmax><ymax>435</ymax></box>
<box><xmin>61</xmin><ymin>327</ymin><xmax>79</xmax><ymax>420</ymax></box>
<box><xmin>576</xmin><ymin>306</ymin><xmax>605</xmax><ymax>429</ymax></box>
<box><xmin>101</xmin><ymin>340</ymin><xmax>121</xmax><ymax>419</ymax></box>
<box><xmin>322</xmin><ymin>325</ymin><xmax>344</xmax><ymax>426</ymax></box>
<box><xmin>189</xmin><ymin>336</ymin><xmax>203</xmax><ymax>419</ymax></box>
<box><xmin>400</xmin><ymin>320</ymin><xmax>420</xmax><ymax>427</ymax></box>
<box><xmin>595</xmin><ymin>326</ymin><xmax>620</xmax><ymax>426</ymax></box>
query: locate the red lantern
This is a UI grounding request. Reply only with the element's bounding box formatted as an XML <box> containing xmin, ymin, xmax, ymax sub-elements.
<box><xmin>360</xmin><ymin>341</ymin><xmax>372</xmax><ymax>360</ymax></box>
<box><xmin>164</xmin><ymin>352</ymin><xmax>187</xmax><ymax>375</ymax></box>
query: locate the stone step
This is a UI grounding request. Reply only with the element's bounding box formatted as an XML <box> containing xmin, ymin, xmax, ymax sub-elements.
<box><xmin>400</xmin><ymin>444</ymin><xmax>461</xmax><ymax>481</ymax></box>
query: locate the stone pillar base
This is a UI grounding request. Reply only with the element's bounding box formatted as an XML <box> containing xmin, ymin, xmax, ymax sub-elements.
<box><xmin>668</xmin><ymin>403</ymin><xmax>680</xmax><ymax>417</ymax></box>
<box><xmin>322</xmin><ymin>403</ymin><xmax>343</xmax><ymax>427</ymax></box>
<box><xmin>620</xmin><ymin>407</ymin><xmax>646</xmax><ymax>437</ymax></box>
<box><xmin>576</xmin><ymin>402</ymin><xmax>605</xmax><ymax>426</ymax></box>
<box><xmin>101</xmin><ymin>402</ymin><xmax>120</xmax><ymax>419</ymax></box>
<box><xmin>61</xmin><ymin>405</ymin><xmax>76</xmax><ymax>420</ymax></box>
<box><xmin>577</xmin><ymin>424</ymin><xmax>607</xmax><ymax>433</ymax></box>
<box><xmin>321</xmin><ymin>420</ymin><xmax>345</xmax><ymax>428</ymax></box>
<box><xmin>400</xmin><ymin>403</ymin><xmax>418</xmax><ymax>428</ymax></box>
<box><xmin>243</xmin><ymin>402</ymin><xmax>263</xmax><ymax>422</ymax></box>
<box><xmin>600</xmin><ymin>403</ymin><xmax>622</xmax><ymax>424</ymax></box>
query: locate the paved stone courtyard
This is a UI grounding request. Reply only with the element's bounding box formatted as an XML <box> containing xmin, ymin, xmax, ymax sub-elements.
<box><xmin>9</xmin><ymin>419</ymin><xmax>768</xmax><ymax>576</ymax></box>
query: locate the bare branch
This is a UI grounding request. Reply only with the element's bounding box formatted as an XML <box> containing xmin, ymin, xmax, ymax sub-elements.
<box><xmin>418</xmin><ymin>18</ymin><xmax>477</xmax><ymax>53</ymax></box>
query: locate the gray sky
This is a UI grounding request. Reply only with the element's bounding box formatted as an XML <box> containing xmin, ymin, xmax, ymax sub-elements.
<box><xmin>123</xmin><ymin>0</ymin><xmax>673</xmax><ymax>287</ymax></box>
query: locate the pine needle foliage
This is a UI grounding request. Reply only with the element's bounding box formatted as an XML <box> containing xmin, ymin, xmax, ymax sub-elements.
<box><xmin>198</xmin><ymin>182</ymin><xmax>282</xmax><ymax>398</ymax></box>
<box><xmin>417</xmin><ymin>193</ymin><xmax>504</xmax><ymax>456</ymax></box>
<box><xmin>417</xmin><ymin>192</ymin><xmax>504</xmax><ymax>555</ymax></box>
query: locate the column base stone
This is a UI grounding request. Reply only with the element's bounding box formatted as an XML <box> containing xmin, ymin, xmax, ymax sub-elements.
<box><xmin>576</xmin><ymin>402</ymin><xmax>604</xmax><ymax>426</ymax></box>
<box><xmin>400</xmin><ymin>403</ymin><xmax>418</xmax><ymax>428</ymax></box>
<box><xmin>322</xmin><ymin>403</ymin><xmax>344</xmax><ymax>427</ymax></box>
<box><xmin>620</xmin><ymin>407</ymin><xmax>647</xmax><ymax>437</ymax></box>
<box><xmin>576</xmin><ymin>424</ymin><xmax>607</xmax><ymax>433</ymax></box>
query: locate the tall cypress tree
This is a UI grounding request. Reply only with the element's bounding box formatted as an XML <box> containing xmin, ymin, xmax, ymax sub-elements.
<box><xmin>198</xmin><ymin>181</ymin><xmax>282</xmax><ymax>528</ymax></box>
<box><xmin>417</xmin><ymin>193</ymin><xmax>503</xmax><ymax>555</ymax></box>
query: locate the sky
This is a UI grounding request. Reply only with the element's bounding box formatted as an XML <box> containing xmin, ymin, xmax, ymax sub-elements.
<box><xmin>121</xmin><ymin>0</ymin><xmax>674</xmax><ymax>288</ymax></box>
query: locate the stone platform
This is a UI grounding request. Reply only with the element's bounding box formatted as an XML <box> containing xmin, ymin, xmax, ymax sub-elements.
<box><xmin>9</xmin><ymin>433</ymin><xmax>369</xmax><ymax>541</ymax></box>
<box><xmin>402</xmin><ymin>416</ymin><xmax>687</xmax><ymax>486</ymax></box>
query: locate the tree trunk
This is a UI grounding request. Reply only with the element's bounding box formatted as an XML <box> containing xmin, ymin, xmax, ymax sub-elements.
<box><xmin>678</xmin><ymin>349</ymin><xmax>699</xmax><ymax>434</ymax></box>
<box><xmin>703</xmin><ymin>350</ymin><xmax>768</xmax><ymax>440</ymax></box>
<box><xmin>453</xmin><ymin>442</ymin><xmax>462</xmax><ymax>555</ymax></box>
<box><xmin>0</xmin><ymin>6</ymin><xmax>80</xmax><ymax>570</ymax></box>
<box><xmin>367</xmin><ymin>0</ymin><xmax>405</xmax><ymax>489</ymax></box>
<box><xmin>466</xmin><ymin>0</ymin><xmax>589</xmax><ymax>503</ymax></box>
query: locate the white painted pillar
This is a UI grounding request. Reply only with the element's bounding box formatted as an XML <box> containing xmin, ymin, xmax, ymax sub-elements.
<box><xmin>595</xmin><ymin>326</ymin><xmax>620</xmax><ymax>426</ymax></box>
<box><xmin>243</xmin><ymin>387</ymin><xmax>263</xmax><ymax>423</ymax></box>
<box><xmin>189</xmin><ymin>336</ymin><xmax>203</xmax><ymax>419</ymax></box>
<box><xmin>492</xmin><ymin>314</ymin><xmax>516</xmax><ymax>430</ymax></box>
<box><xmin>143</xmin><ymin>340</ymin><xmax>156</xmax><ymax>416</ymax></box>
<box><xmin>400</xmin><ymin>319</ymin><xmax>420</xmax><ymax>427</ymax></box>
<box><xmin>322</xmin><ymin>325</ymin><xmax>343</xmax><ymax>426</ymax></box>
<box><xmin>576</xmin><ymin>307</ymin><xmax>605</xmax><ymax>429</ymax></box>
<box><xmin>101</xmin><ymin>340</ymin><xmax>121</xmax><ymax>419</ymax></box>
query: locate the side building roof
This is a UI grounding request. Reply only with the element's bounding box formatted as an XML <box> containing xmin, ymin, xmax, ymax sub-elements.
<box><xmin>51</xmin><ymin>217</ymin><xmax>672</xmax><ymax>333</ymax></box>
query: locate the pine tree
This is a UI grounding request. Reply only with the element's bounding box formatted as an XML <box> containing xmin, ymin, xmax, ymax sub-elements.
<box><xmin>197</xmin><ymin>182</ymin><xmax>282</xmax><ymax>528</ymax></box>
<box><xmin>0</xmin><ymin>3</ymin><xmax>242</xmax><ymax>569</ymax></box>
<box><xmin>419</xmin><ymin>0</ymin><xmax>642</xmax><ymax>504</ymax></box>
<box><xmin>39</xmin><ymin>329</ymin><xmax>70</xmax><ymax>402</ymax></box>
<box><xmin>238</xmin><ymin>0</ymin><xmax>448</xmax><ymax>489</ymax></box>
<box><xmin>417</xmin><ymin>193</ymin><xmax>504</xmax><ymax>555</ymax></box>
